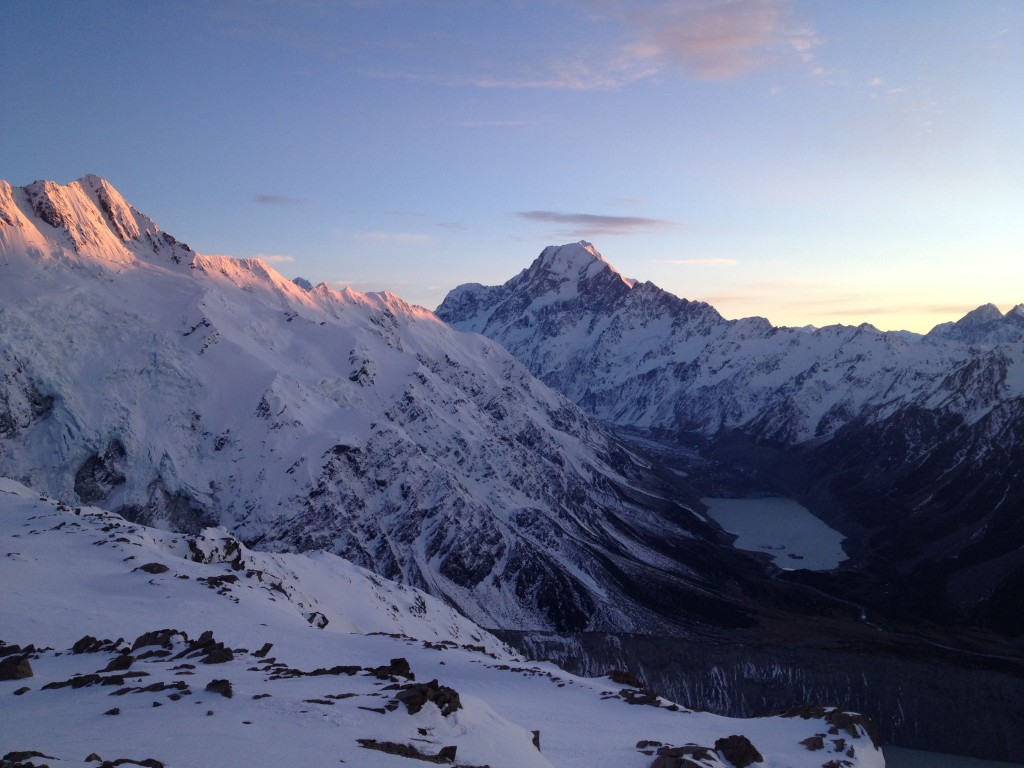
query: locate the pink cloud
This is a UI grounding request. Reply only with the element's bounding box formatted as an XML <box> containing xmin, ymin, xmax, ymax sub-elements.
<box><xmin>252</xmin><ymin>253</ymin><xmax>295</xmax><ymax>264</ymax></box>
<box><xmin>621</xmin><ymin>0</ymin><xmax>820</xmax><ymax>81</ymax></box>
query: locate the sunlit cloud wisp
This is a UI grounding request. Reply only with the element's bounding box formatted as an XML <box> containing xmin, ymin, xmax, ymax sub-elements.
<box><xmin>620</xmin><ymin>0</ymin><xmax>820</xmax><ymax>81</ymax></box>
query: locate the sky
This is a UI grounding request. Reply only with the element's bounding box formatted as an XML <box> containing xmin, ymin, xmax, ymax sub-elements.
<box><xmin>1</xmin><ymin>0</ymin><xmax>1022</xmax><ymax>332</ymax></box>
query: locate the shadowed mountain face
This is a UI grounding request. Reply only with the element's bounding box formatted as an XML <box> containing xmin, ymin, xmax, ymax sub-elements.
<box><xmin>438</xmin><ymin>242</ymin><xmax>1024</xmax><ymax>635</ymax></box>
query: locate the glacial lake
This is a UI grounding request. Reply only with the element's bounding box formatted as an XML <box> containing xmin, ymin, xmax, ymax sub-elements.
<box><xmin>701</xmin><ymin>496</ymin><xmax>847</xmax><ymax>571</ymax></box>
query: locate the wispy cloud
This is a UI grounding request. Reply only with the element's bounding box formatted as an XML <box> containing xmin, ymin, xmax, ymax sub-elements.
<box><xmin>618</xmin><ymin>0</ymin><xmax>821</xmax><ymax>81</ymax></box>
<box><xmin>375</xmin><ymin>57</ymin><xmax>655</xmax><ymax>91</ymax></box>
<box><xmin>654</xmin><ymin>257</ymin><xmax>738</xmax><ymax>266</ymax></box>
<box><xmin>353</xmin><ymin>231</ymin><xmax>432</xmax><ymax>245</ymax></box>
<box><xmin>252</xmin><ymin>253</ymin><xmax>295</xmax><ymax>264</ymax></box>
<box><xmin>518</xmin><ymin>210</ymin><xmax>674</xmax><ymax>237</ymax></box>
<box><xmin>254</xmin><ymin>193</ymin><xmax>307</xmax><ymax>205</ymax></box>
<box><xmin>782</xmin><ymin>296</ymin><xmax>979</xmax><ymax>318</ymax></box>
<box><xmin>700</xmin><ymin>280</ymin><xmax>983</xmax><ymax>330</ymax></box>
<box><xmin>459</xmin><ymin>0</ymin><xmax>819</xmax><ymax>89</ymax></box>
<box><xmin>467</xmin><ymin>53</ymin><xmax>660</xmax><ymax>90</ymax></box>
<box><xmin>365</xmin><ymin>0</ymin><xmax>817</xmax><ymax>91</ymax></box>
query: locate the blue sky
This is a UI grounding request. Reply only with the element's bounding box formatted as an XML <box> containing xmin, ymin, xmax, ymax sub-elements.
<box><xmin>2</xmin><ymin>0</ymin><xmax>1021</xmax><ymax>331</ymax></box>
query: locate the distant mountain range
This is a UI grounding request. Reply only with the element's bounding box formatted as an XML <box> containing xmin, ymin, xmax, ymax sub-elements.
<box><xmin>437</xmin><ymin>241</ymin><xmax>1024</xmax><ymax>635</ymax></box>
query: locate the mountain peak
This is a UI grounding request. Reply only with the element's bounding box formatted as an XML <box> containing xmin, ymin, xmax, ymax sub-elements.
<box><xmin>0</xmin><ymin>175</ymin><xmax>192</xmax><ymax>267</ymax></box>
<box><xmin>961</xmin><ymin>303</ymin><xmax>1004</xmax><ymax>323</ymax></box>
<box><xmin>926</xmin><ymin>302</ymin><xmax>1024</xmax><ymax>345</ymax></box>
<box><xmin>536</xmin><ymin>240</ymin><xmax>605</xmax><ymax>273</ymax></box>
<box><xmin>531</xmin><ymin>241</ymin><xmax>634</xmax><ymax>286</ymax></box>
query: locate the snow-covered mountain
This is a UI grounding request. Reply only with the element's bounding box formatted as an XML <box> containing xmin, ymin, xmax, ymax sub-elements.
<box><xmin>438</xmin><ymin>242</ymin><xmax>1023</xmax><ymax>442</ymax></box>
<box><xmin>2</xmin><ymin>479</ymin><xmax>885</xmax><ymax>768</ymax></box>
<box><xmin>437</xmin><ymin>242</ymin><xmax>1024</xmax><ymax>634</ymax></box>
<box><xmin>3</xmin><ymin>179</ymin><xmax>1018</xmax><ymax>762</ymax></box>
<box><xmin>0</xmin><ymin>177</ymin><xmax>774</xmax><ymax>639</ymax></box>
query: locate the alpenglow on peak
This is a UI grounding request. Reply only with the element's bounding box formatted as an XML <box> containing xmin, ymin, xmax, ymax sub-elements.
<box><xmin>531</xmin><ymin>241</ymin><xmax>635</xmax><ymax>286</ymax></box>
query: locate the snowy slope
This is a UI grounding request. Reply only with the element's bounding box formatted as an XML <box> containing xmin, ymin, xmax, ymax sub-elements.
<box><xmin>0</xmin><ymin>177</ymin><xmax>772</xmax><ymax>638</ymax></box>
<box><xmin>0</xmin><ymin>480</ymin><xmax>885</xmax><ymax>768</ymax></box>
<box><xmin>437</xmin><ymin>242</ymin><xmax>1024</xmax><ymax>634</ymax></box>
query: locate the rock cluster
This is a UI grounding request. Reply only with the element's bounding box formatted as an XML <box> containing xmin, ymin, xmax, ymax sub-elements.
<box><xmin>394</xmin><ymin>679</ymin><xmax>462</xmax><ymax>717</ymax></box>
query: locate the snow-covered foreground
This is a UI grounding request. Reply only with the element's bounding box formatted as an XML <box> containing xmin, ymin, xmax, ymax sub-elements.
<box><xmin>701</xmin><ymin>497</ymin><xmax>848</xmax><ymax>572</ymax></box>
<box><xmin>1</xmin><ymin>479</ymin><xmax>884</xmax><ymax>768</ymax></box>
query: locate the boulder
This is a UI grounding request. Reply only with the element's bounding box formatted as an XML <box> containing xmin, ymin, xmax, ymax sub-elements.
<box><xmin>134</xmin><ymin>563</ymin><xmax>169</xmax><ymax>575</ymax></box>
<box><xmin>609</xmin><ymin>669</ymin><xmax>643</xmax><ymax>687</ymax></box>
<box><xmin>715</xmin><ymin>734</ymin><xmax>763</xmax><ymax>767</ymax></box>
<box><xmin>72</xmin><ymin>635</ymin><xmax>111</xmax><ymax>654</ymax></box>
<box><xmin>0</xmin><ymin>656</ymin><xmax>33</xmax><ymax>681</ymax></box>
<box><xmin>394</xmin><ymin>679</ymin><xmax>462</xmax><ymax>716</ymax></box>
<box><xmin>252</xmin><ymin>642</ymin><xmax>273</xmax><ymax>658</ymax></box>
<box><xmin>130</xmin><ymin>629</ymin><xmax>183</xmax><ymax>652</ymax></box>
<box><xmin>369</xmin><ymin>657</ymin><xmax>413</xmax><ymax>680</ymax></box>
<box><xmin>0</xmin><ymin>643</ymin><xmax>36</xmax><ymax>659</ymax></box>
<box><xmin>650</xmin><ymin>744</ymin><xmax>715</xmax><ymax>768</ymax></box>
<box><xmin>101</xmin><ymin>654</ymin><xmax>134</xmax><ymax>672</ymax></box>
<box><xmin>205</xmin><ymin>679</ymin><xmax>233</xmax><ymax>698</ymax></box>
<box><xmin>800</xmin><ymin>735</ymin><xmax>825</xmax><ymax>751</ymax></box>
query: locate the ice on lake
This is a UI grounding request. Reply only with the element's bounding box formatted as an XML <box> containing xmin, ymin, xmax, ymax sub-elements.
<box><xmin>701</xmin><ymin>496</ymin><xmax>847</xmax><ymax>571</ymax></box>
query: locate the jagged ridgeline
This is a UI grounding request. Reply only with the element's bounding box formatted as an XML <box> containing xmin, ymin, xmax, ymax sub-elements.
<box><xmin>0</xmin><ymin>176</ymin><xmax>759</xmax><ymax>639</ymax></box>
